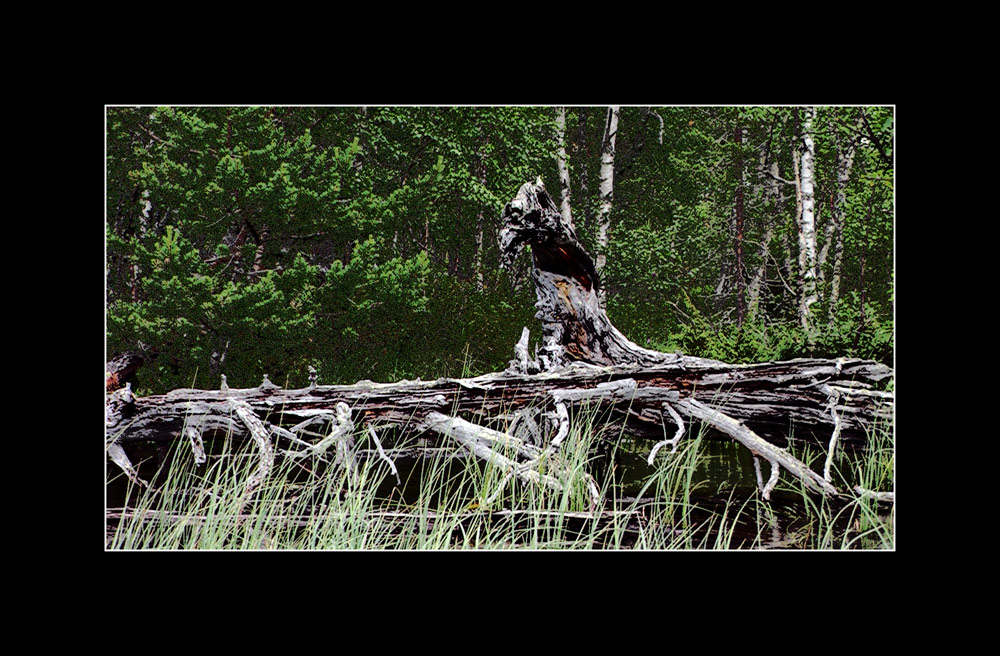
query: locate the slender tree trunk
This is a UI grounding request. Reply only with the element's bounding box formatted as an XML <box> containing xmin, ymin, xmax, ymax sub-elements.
<box><xmin>854</xmin><ymin>193</ymin><xmax>873</xmax><ymax>349</ymax></box>
<box><xmin>796</xmin><ymin>107</ymin><xmax>819</xmax><ymax>337</ymax></box>
<box><xmin>734</xmin><ymin>122</ymin><xmax>746</xmax><ymax>328</ymax></box>
<box><xmin>474</xmin><ymin>127</ymin><xmax>489</xmax><ymax>291</ymax></box>
<box><xmin>818</xmin><ymin>191</ymin><xmax>834</xmax><ymax>286</ymax></box>
<box><xmin>827</xmin><ymin>207</ymin><xmax>846</xmax><ymax>320</ymax></box>
<box><xmin>854</xmin><ymin>238</ymin><xmax>868</xmax><ymax>351</ymax></box>
<box><xmin>575</xmin><ymin>112</ymin><xmax>591</xmax><ymax>236</ymax></box>
<box><xmin>597</xmin><ymin>106</ymin><xmax>620</xmax><ymax>307</ymax></box>
<box><xmin>555</xmin><ymin>107</ymin><xmax>575</xmax><ymax>231</ymax></box>
<box><xmin>252</xmin><ymin>224</ymin><xmax>269</xmax><ymax>272</ymax></box>
<box><xmin>789</xmin><ymin>124</ymin><xmax>803</xmax><ymax>312</ymax></box>
<box><xmin>746</xmin><ymin>224</ymin><xmax>773</xmax><ymax>319</ymax></box>
<box><xmin>449</xmin><ymin>197</ymin><xmax>462</xmax><ymax>279</ymax></box>
<box><xmin>748</xmin><ymin>126</ymin><xmax>785</xmax><ymax>319</ymax></box>
<box><xmin>825</xmin><ymin>111</ymin><xmax>864</xmax><ymax>322</ymax></box>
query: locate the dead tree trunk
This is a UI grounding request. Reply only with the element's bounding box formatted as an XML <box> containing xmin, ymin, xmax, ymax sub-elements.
<box><xmin>107</xmin><ymin>180</ymin><xmax>894</xmax><ymax>502</ymax></box>
<box><xmin>499</xmin><ymin>178</ymin><xmax>688</xmax><ymax>371</ymax></box>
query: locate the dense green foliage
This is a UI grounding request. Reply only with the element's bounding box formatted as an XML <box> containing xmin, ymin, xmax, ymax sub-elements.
<box><xmin>106</xmin><ymin>106</ymin><xmax>893</xmax><ymax>394</ymax></box>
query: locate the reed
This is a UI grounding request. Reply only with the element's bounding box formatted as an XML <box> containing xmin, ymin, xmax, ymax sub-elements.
<box><xmin>106</xmin><ymin>401</ymin><xmax>894</xmax><ymax>550</ymax></box>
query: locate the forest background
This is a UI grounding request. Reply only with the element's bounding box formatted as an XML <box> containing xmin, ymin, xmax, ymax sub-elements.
<box><xmin>105</xmin><ymin>106</ymin><xmax>894</xmax><ymax>395</ymax></box>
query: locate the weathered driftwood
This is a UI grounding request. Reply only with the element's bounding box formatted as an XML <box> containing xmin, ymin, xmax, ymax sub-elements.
<box><xmin>107</xmin><ymin>358</ymin><xmax>890</xmax><ymax>444</ymax></box>
<box><xmin>106</xmin><ymin>345</ymin><xmax>891</xmax><ymax>498</ymax></box>
<box><xmin>106</xmin><ymin>179</ymin><xmax>894</xmax><ymax>501</ymax></box>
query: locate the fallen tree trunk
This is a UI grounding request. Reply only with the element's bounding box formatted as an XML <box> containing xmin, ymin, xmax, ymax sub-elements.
<box><xmin>107</xmin><ymin>356</ymin><xmax>891</xmax><ymax>448</ymax></box>
<box><xmin>106</xmin><ymin>179</ymin><xmax>893</xmax><ymax>501</ymax></box>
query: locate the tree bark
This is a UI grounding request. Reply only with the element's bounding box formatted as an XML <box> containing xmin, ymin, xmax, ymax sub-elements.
<box><xmin>575</xmin><ymin>112</ymin><xmax>591</xmax><ymax>235</ymax></box>
<box><xmin>107</xmin><ymin>356</ymin><xmax>890</xmax><ymax>450</ymax></box>
<box><xmin>554</xmin><ymin>107</ymin><xmax>575</xmax><ymax>231</ymax></box>
<box><xmin>106</xmin><ymin>351</ymin><xmax>145</xmax><ymax>392</ymax></box>
<box><xmin>797</xmin><ymin>107</ymin><xmax>819</xmax><ymax>336</ymax></box>
<box><xmin>596</xmin><ymin>106</ymin><xmax>619</xmax><ymax>307</ymax></box>
<box><xmin>822</xmin><ymin>110</ymin><xmax>864</xmax><ymax>321</ymax></box>
<box><xmin>474</xmin><ymin>127</ymin><xmax>489</xmax><ymax>291</ymax></box>
<box><xmin>500</xmin><ymin>179</ymin><xmax>671</xmax><ymax>370</ymax></box>
<box><xmin>734</xmin><ymin>122</ymin><xmax>746</xmax><ymax>327</ymax></box>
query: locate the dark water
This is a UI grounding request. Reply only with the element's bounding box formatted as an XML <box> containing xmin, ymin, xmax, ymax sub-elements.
<box><xmin>107</xmin><ymin>435</ymin><xmax>892</xmax><ymax>549</ymax></box>
<box><xmin>355</xmin><ymin>437</ymin><xmax>887</xmax><ymax>548</ymax></box>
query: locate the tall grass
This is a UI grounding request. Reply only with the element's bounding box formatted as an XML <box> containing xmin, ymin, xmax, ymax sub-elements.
<box><xmin>767</xmin><ymin>420</ymin><xmax>895</xmax><ymax>550</ymax></box>
<box><xmin>107</xmin><ymin>405</ymin><xmax>894</xmax><ymax>550</ymax></box>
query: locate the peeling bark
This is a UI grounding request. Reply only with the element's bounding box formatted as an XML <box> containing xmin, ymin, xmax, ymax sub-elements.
<box><xmin>797</xmin><ymin>107</ymin><xmax>819</xmax><ymax>335</ymax></box>
<box><xmin>596</xmin><ymin>106</ymin><xmax>619</xmax><ymax>307</ymax></box>
<box><xmin>106</xmin><ymin>356</ymin><xmax>893</xmax><ymax>447</ymax></box>
<box><xmin>500</xmin><ymin>179</ymin><xmax>676</xmax><ymax>370</ymax></box>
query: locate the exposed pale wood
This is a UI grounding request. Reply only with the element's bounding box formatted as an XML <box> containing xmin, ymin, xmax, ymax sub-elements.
<box><xmin>499</xmin><ymin>180</ymin><xmax>695</xmax><ymax>370</ymax></box>
<box><xmin>671</xmin><ymin>396</ymin><xmax>837</xmax><ymax>497</ymax></box>
<box><xmin>854</xmin><ymin>487</ymin><xmax>894</xmax><ymax>503</ymax></box>
<box><xmin>423</xmin><ymin>411</ymin><xmax>565</xmax><ymax>493</ymax></box>
<box><xmin>230</xmin><ymin>400</ymin><xmax>274</xmax><ymax>500</ymax></box>
<box><xmin>106</xmin><ymin>356</ymin><xmax>891</xmax><ymax>449</ymax></box>
<box><xmin>647</xmin><ymin>403</ymin><xmax>685</xmax><ymax>464</ymax></box>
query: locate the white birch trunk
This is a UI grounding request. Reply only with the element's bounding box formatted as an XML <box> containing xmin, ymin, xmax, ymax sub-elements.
<box><xmin>790</xmin><ymin>141</ymin><xmax>803</xmax><ymax>310</ymax></box>
<box><xmin>597</xmin><ymin>106</ymin><xmax>619</xmax><ymax>306</ymax></box>
<box><xmin>797</xmin><ymin>107</ymin><xmax>819</xmax><ymax>335</ymax></box>
<box><xmin>555</xmin><ymin>107</ymin><xmax>575</xmax><ymax>231</ymax></box>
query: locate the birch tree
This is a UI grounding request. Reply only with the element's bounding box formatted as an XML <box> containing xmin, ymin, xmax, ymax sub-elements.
<box><xmin>797</xmin><ymin>107</ymin><xmax>819</xmax><ymax>337</ymax></box>
<box><xmin>554</xmin><ymin>106</ymin><xmax>575</xmax><ymax>231</ymax></box>
<box><xmin>596</xmin><ymin>106</ymin><xmax>620</xmax><ymax>306</ymax></box>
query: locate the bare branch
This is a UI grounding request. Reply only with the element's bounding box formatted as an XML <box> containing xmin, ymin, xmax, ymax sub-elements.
<box><xmin>107</xmin><ymin>442</ymin><xmax>149</xmax><ymax>489</ymax></box>
<box><xmin>423</xmin><ymin>412</ymin><xmax>564</xmax><ymax>493</ymax></box>
<box><xmin>859</xmin><ymin>108</ymin><xmax>893</xmax><ymax>169</ymax></box>
<box><xmin>821</xmin><ymin>386</ymin><xmax>843</xmax><ymax>483</ymax></box>
<box><xmin>854</xmin><ymin>487</ymin><xmax>894</xmax><ymax>503</ymax></box>
<box><xmin>672</xmin><ymin>397</ymin><xmax>839</xmax><ymax>497</ymax></box>
<box><xmin>763</xmin><ymin>167</ymin><xmax>797</xmax><ymax>186</ymax></box>
<box><xmin>229</xmin><ymin>400</ymin><xmax>275</xmax><ymax>499</ymax></box>
<box><xmin>367</xmin><ymin>425</ymin><xmax>400</xmax><ymax>485</ymax></box>
<box><xmin>647</xmin><ymin>402</ymin><xmax>685</xmax><ymax>464</ymax></box>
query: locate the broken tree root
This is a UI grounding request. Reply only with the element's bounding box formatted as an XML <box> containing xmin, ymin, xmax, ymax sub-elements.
<box><xmin>647</xmin><ymin>402</ymin><xmax>685</xmax><ymax>465</ymax></box>
<box><xmin>422</xmin><ymin>410</ymin><xmax>600</xmax><ymax>508</ymax></box>
<box><xmin>229</xmin><ymin>400</ymin><xmax>275</xmax><ymax>502</ymax></box>
<box><xmin>671</xmin><ymin>396</ymin><xmax>838</xmax><ymax>497</ymax></box>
